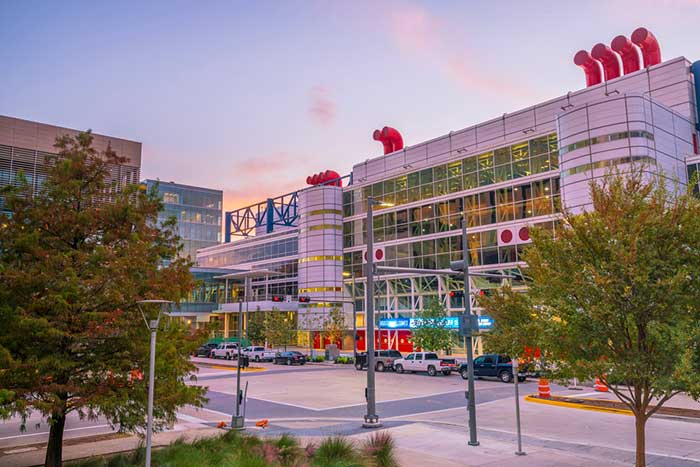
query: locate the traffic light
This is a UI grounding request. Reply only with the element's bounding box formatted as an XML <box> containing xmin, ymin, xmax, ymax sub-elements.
<box><xmin>449</xmin><ymin>290</ymin><xmax>464</xmax><ymax>298</ymax></box>
<box><xmin>272</xmin><ymin>295</ymin><xmax>283</xmax><ymax>302</ymax></box>
<box><xmin>298</xmin><ymin>296</ymin><xmax>311</xmax><ymax>303</ymax></box>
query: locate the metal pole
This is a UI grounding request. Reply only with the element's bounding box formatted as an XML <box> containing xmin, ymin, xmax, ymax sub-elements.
<box><xmin>462</xmin><ymin>216</ymin><xmax>479</xmax><ymax>446</ymax></box>
<box><xmin>145</xmin><ymin>320</ymin><xmax>157</xmax><ymax>467</ymax></box>
<box><xmin>352</xmin><ymin>273</ymin><xmax>357</xmax><ymax>357</ymax></box>
<box><xmin>513</xmin><ymin>358</ymin><xmax>526</xmax><ymax>456</ymax></box>
<box><xmin>363</xmin><ymin>197</ymin><xmax>380</xmax><ymax>427</ymax></box>
<box><xmin>232</xmin><ymin>298</ymin><xmax>245</xmax><ymax>430</ymax></box>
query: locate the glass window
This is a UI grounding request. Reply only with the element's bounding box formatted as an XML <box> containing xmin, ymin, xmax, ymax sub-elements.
<box><xmin>448</xmin><ymin>176</ymin><xmax>462</xmax><ymax>194</ymax></box>
<box><xmin>495</xmin><ymin>164</ymin><xmax>512</xmax><ymax>183</ymax></box>
<box><xmin>513</xmin><ymin>159</ymin><xmax>530</xmax><ymax>178</ymax></box>
<box><xmin>406</xmin><ymin>354</ymin><xmax>415</xmax><ymax>360</ymax></box>
<box><xmin>372</xmin><ymin>183</ymin><xmax>384</xmax><ymax>197</ymax></box>
<box><xmin>420</xmin><ymin>168</ymin><xmax>433</xmax><ymax>185</ymax></box>
<box><xmin>447</xmin><ymin>161</ymin><xmax>462</xmax><ymax>178</ymax></box>
<box><xmin>511</xmin><ymin>142</ymin><xmax>529</xmax><ymax>161</ymax></box>
<box><xmin>478</xmin><ymin>152</ymin><xmax>494</xmax><ymax>170</ymax></box>
<box><xmin>463</xmin><ymin>172</ymin><xmax>478</xmax><ymax>190</ymax></box>
<box><xmin>420</xmin><ymin>183</ymin><xmax>434</xmax><ymax>199</ymax></box>
<box><xmin>407</xmin><ymin>172</ymin><xmax>420</xmax><ymax>188</ymax></box>
<box><xmin>530</xmin><ymin>136</ymin><xmax>549</xmax><ymax>156</ymax></box>
<box><xmin>483</xmin><ymin>355</ymin><xmax>496</xmax><ymax>364</ymax></box>
<box><xmin>531</xmin><ymin>154</ymin><xmax>549</xmax><ymax>174</ymax></box>
<box><xmin>433</xmin><ymin>165</ymin><xmax>447</xmax><ymax>181</ymax></box>
<box><xmin>435</xmin><ymin>180</ymin><xmax>449</xmax><ymax>197</ymax></box>
<box><xmin>463</xmin><ymin>156</ymin><xmax>477</xmax><ymax>173</ymax></box>
<box><xmin>479</xmin><ymin>168</ymin><xmax>494</xmax><ymax>186</ymax></box>
<box><xmin>494</xmin><ymin>147</ymin><xmax>510</xmax><ymax>165</ymax></box>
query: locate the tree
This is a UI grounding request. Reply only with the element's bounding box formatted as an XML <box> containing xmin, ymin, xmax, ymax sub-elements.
<box><xmin>321</xmin><ymin>306</ymin><xmax>347</xmax><ymax>347</ymax></box>
<box><xmin>0</xmin><ymin>132</ymin><xmax>207</xmax><ymax>467</ymax></box>
<box><xmin>410</xmin><ymin>298</ymin><xmax>455</xmax><ymax>353</ymax></box>
<box><xmin>264</xmin><ymin>309</ymin><xmax>297</xmax><ymax>350</ymax></box>
<box><xmin>479</xmin><ymin>167</ymin><xmax>700</xmax><ymax>467</ymax></box>
<box><xmin>246</xmin><ymin>307</ymin><xmax>266</xmax><ymax>345</ymax></box>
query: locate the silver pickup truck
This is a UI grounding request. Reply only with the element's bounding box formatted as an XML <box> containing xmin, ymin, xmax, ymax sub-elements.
<box><xmin>393</xmin><ymin>352</ymin><xmax>458</xmax><ymax>376</ymax></box>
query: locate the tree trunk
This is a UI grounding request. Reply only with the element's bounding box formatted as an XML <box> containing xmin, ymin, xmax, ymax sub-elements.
<box><xmin>635</xmin><ymin>414</ymin><xmax>646</xmax><ymax>467</ymax></box>
<box><xmin>45</xmin><ymin>410</ymin><xmax>66</xmax><ymax>467</ymax></box>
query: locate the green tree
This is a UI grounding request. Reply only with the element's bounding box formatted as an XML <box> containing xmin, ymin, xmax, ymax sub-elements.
<box><xmin>0</xmin><ymin>132</ymin><xmax>207</xmax><ymax>467</ymax></box>
<box><xmin>247</xmin><ymin>307</ymin><xmax>266</xmax><ymax>345</ymax></box>
<box><xmin>322</xmin><ymin>307</ymin><xmax>347</xmax><ymax>347</ymax></box>
<box><xmin>479</xmin><ymin>168</ymin><xmax>700</xmax><ymax>467</ymax></box>
<box><xmin>410</xmin><ymin>298</ymin><xmax>455</xmax><ymax>353</ymax></box>
<box><xmin>264</xmin><ymin>309</ymin><xmax>297</xmax><ymax>350</ymax></box>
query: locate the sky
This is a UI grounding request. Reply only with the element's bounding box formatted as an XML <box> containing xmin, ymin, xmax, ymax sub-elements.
<box><xmin>2</xmin><ymin>0</ymin><xmax>700</xmax><ymax>214</ymax></box>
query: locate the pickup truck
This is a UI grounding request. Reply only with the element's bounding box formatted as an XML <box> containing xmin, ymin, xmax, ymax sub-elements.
<box><xmin>393</xmin><ymin>352</ymin><xmax>458</xmax><ymax>376</ymax></box>
<box><xmin>210</xmin><ymin>342</ymin><xmax>240</xmax><ymax>360</ymax></box>
<box><xmin>242</xmin><ymin>346</ymin><xmax>276</xmax><ymax>362</ymax></box>
<box><xmin>458</xmin><ymin>354</ymin><xmax>531</xmax><ymax>383</ymax></box>
<box><xmin>354</xmin><ymin>350</ymin><xmax>403</xmax><ymax>372</ymax></box>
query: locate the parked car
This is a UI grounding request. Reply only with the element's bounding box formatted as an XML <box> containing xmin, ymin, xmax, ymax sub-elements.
<box><xmin>242</xmin><ymin>346</ymin><xmax>276</xmax><ymax>362</ymax></box>
<box><xmin>354</xmin><ymin>350</ymin><xmax>403</xmax><ymax>372</ymax></box>
<box><xmin>458</xmin><ymin>354</ymin><xmax>531</xmax><ymax>383</ymax></box>
<box><xmin>193</xmin><ymin>342</ymin><xmax>218</xmax><ymax>357</ymax></box>
<box><xmin>393</xmin><ymin>352</ymin><xmax>457</xmax><ymax>376</ymax></box>
<box><xmin>210</xmin><ymin>343</ymin><xmax>240</xmax><ymax>360</ymax></box>
<box><xmin>273</xmin><ymin>351</ymin><xmax>307</xmax><ymax>366</ymax></box>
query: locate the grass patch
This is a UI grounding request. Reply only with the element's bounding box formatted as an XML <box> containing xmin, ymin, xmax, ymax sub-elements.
<box><xmin>69</xmin><ymin>431</ymin><xmax>397</xmax><ymax>467</ymax></box>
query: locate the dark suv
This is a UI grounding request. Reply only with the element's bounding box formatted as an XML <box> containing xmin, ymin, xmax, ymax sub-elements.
<box><xmin>458</xmin><ymin>354</ymin><xmax>531</xmax><ymax>383</ymax></box>
<box><xmin>354</xmin><ymin>350</ymin><xmax>403</xmax><ymax>372</ymax></box>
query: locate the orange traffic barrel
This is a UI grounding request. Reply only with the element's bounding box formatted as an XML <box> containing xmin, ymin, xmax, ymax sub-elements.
<box><xmin>594</xmin><ymin>377</ymin><xmax>609</xmax><ymax>392</ymax></box>
<box><xmin>538</xmin><ymin>378</ymin><xmax>551</xmax><ymax>399</ymax></box>
<box><xmin>255</xmin><ymin>419</ymin><xmax>269</xmax><ymax>428</ymax></box>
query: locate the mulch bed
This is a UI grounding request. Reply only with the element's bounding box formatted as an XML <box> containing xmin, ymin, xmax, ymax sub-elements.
<box><xmin>530</xmin><ymin>394</ymin><xmax>700</xmax><ymax>419</ymax></box>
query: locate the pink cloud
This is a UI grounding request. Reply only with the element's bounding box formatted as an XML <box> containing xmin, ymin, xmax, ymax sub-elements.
<box><xmin>308</xmin><ymin>85</ymin><xmax>336</xmax><ymax>127</ymax></box>
<box><xmin>385</xmin><ymin>4</ymin><xmax>539</xmax><ymax>98</ymax></box>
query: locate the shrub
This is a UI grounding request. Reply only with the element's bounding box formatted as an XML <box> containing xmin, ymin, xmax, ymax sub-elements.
<box><xmin>314</xmin><ymin>436</ymin><xmax>358</xmax><ymax>465</ymax></box>
<box><xmin>313</xmin><ymin>355</ymin><xmax>326</xmax><ymax>362</ymax></box>
<box><xmin>334</xmin><ymin>356</ymin><xmax>355</xmax><ymax>364</ymax></box>
<box><xmin>362</xmin><ymin>432</ymin><xmax>397</xmax><ymax>467</ymax></box>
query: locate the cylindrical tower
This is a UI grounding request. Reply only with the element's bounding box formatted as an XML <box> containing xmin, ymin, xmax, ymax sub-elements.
<box><xmin>296</xmin><ymin>185</ymin><xmax>347</xmax><ymax>333</ymax></box>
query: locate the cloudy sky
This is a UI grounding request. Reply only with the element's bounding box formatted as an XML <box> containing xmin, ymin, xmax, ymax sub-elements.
<box><xmin>2</xmin><ymin>0</ymin><xmax>699</xmax><ymax>213</ymax></box>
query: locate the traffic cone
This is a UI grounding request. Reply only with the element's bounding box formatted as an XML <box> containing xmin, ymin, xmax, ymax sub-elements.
<box><xmin>594</xmin><ymin>377</ymin><xmax>608</xmax><ymax>392</ymax></box>
<box><xmin>538</xmin><ymin>378</ymin><xmax>551</xmax><ymax>399</ymax></box>
<box><xmin>255</xmin><ymin>419</ymin><xmax>269</xmax><ymax>429</ymax></box>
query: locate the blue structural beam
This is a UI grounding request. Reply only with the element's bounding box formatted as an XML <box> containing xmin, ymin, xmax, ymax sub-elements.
<box><xmin>224</xmin><ymin>173</ymin><xmax>351</xmax><ymax>242</ymax></box>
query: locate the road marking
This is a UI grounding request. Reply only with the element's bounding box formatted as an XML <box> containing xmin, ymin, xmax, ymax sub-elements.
<box><xmin>0</xmin><ymin>424</ymin><xmax>113</xmax><ymax>441</ymax></box>
<box><xmin>176</xmin><ymin>413</ymin><xmax>210</xmax><ymax>424</ymax></box>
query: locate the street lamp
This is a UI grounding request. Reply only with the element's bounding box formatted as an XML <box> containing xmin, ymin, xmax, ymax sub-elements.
<box><xmin>136</xmin><ymin>299</ymin><xmax>173</xmax><ymax>467</ymax></box>
<box><xmin>461</xmin><ymin>216</ymin><xmax>479</xmax><ymax>446</ymax></box>
<box><xmin>363</xmin><ymin>196</ymin><xmax>392</xmax><ymax>428</ymax></box>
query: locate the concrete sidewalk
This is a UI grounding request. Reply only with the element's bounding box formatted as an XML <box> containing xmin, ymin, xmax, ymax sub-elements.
<box><xmin>0</xmin><ymin>417</ymin><xmax>646</xmax><ymax>467</ymax></box>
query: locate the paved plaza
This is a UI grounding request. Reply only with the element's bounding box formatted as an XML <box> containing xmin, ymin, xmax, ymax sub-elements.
<box><xmin>2</xmin><ymin>359</ymin><xmax>700</xmax><ymax>466</ymax></box>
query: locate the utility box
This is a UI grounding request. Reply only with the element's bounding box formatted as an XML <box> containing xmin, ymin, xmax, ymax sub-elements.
<box><xmin>325</xmin><ymin>344</ymin><xmax>340</xmax><ymax>361</ymax></box>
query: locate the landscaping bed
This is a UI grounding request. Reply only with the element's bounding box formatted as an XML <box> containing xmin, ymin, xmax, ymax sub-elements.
<box><xmin>69</xmin><ymin>430</ymin><xmax>398</xmax><ymax>467</ymax></box>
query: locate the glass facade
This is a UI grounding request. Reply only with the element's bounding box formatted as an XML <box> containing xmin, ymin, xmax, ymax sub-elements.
<box><xmin>197</xmin><ymin>234</ymin><xmax>298</xmax><ymax>267</ymax></box>
<box><xmin>344</xmin><ymin>176</ymin><xmax>560</xmax><ymax>249</ymax></box>
<box><xmin>342</xmin><ymin>133</ymin><xmax>558</xmax><ymax>218</ymax></box>
<box><xmin>144</xmin><ymin>180</ymin><xmax>222</xmax><ymax>260</ymax></box>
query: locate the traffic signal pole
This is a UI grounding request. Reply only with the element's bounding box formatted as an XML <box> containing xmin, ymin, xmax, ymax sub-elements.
<box><xmin>462</xmin><ymin>216</ymin><xmax>479</xmax><ymax>446</ymax></box>
<box><xmin>363</xmin><ymin>197</ymin><xmax>380</xmax><ymax>427</ymax></box>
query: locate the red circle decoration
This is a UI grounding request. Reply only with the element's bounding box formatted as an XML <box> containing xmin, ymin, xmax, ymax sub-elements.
<box><xmin>500</xmin><ymin>229</ymin><xmax>513</xmax><ymax>244</ymax></box>
<box><xmin>519</xmin><ymin>227</ymin><xmax>530</xmax><ymax>241</ymax></box>
<box><xmin>363</xmin><ymin>251</ymin><xmax>368</xmax><ymax>262</ymax></box>
<box><xmin>375</xmin><ymin>249</ymin><xmax>384</xmax><ymax>261</ymax></box>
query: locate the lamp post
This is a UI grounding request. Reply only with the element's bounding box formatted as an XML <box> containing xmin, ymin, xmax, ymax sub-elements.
<box><xmin>363</xmin><ymin>196</ymin><xmax>382</xmax><ymax>428</ymax></box>
<box><xmin>462</xmin><ymin>216</ymin><xmax>479</xmax><ymax>446</ymax></box>
<box><xmin>136</xmin><ymin>299</ymin><xmax>173</xmax><ymax>467</ymax></box>
<box><xmin>232</xmin><ymin>297</ymin><xmax>245</xmax><ymax>430</ymax></box>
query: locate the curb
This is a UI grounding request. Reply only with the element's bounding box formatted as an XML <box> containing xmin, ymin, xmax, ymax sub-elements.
<box><xmin>524</xmin><ymin>394</ymin><xmax>633</xmax><ymax>416</ymax></box>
